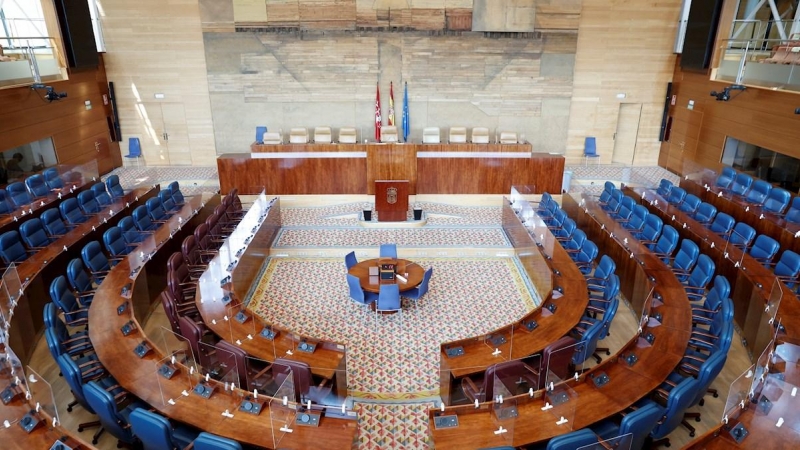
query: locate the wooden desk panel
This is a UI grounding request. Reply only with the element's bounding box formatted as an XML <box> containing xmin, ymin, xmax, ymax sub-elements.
<box><xmin>416</xmin><ymin>154</ymin><xmax>563</xmax><ymax>194</ymax></box>
<box><xmin>366</xmin><ymin>144</ymin><xmax>417</xmax><ymax>194</ymax></box>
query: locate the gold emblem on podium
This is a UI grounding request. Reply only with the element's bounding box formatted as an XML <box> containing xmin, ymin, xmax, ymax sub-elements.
<box><xmin>387</xmin><ymin>187</ymin><xmax>398</xmax><ymax>205</ymax></box>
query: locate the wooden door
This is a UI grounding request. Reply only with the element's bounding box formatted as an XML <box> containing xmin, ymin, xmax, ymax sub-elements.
<box><xmin>612</xmin><ymin>103</ymin><xmax>642</xmax><ymax>165</ymax></box>
<box><xmin>139</xmin><ymin>103</ymin><xmax>170</xmax><ymax>165</ymax></box>
<box><xmin>161</xmin><ymin>103</ymin><xmax>191</xmax><ymax>166</ymax></box>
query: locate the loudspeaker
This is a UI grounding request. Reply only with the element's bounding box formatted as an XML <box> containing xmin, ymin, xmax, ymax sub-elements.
<box><xmin>659</xmin><ymin>82</ymin><xmax>672</xmax><ymax>142</ymax></box>
<box><xmin>108</xmin><ymin>81</ymin><xmax>122</xmax><ymax>140</ymax></box>
<box><xmin>53</xmin><ymin>0</ymin><xmax>98</xmax><ymax>69</ymax></box>
<box><xmin>681</xmin><ymin>0</ymin><xmax>724</xmax><ymax>71</ymax></box>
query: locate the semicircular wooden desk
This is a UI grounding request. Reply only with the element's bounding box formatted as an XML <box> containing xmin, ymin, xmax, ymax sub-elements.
<box><xmin>348</xmin><ymin>258</ymin><xmax>425</xmax><ymax>293</ymax></box>
<box><xmin>88</xmin><ymin>194</ymin><xmax>358</xmax><ymax>449</ymax></box>
<box><xmin>429</xmin><ymin>194</ymin><xmax>693</xmax><ymax>449</ymax></box>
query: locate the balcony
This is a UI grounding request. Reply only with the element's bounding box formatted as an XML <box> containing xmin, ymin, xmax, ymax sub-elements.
<box><xmin>0</xmin><ymin>37</ymin><xmax>68</xmax><ymax>89</ymax></box>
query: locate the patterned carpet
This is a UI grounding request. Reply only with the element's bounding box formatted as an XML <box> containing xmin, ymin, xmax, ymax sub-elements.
<box><xmin>249</xmin><ymin>258</ymin><xmax>538</xmax><ymax>399</ymax></box>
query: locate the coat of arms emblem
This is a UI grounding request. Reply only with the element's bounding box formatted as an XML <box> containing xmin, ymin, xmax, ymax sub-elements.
<box><xmin>387</xmin><ymin>187</ymin><xmax>398</xmax><ymax>204</ymax></box>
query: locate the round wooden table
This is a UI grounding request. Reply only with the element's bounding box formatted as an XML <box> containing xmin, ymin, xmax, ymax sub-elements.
<box><xmin>348</xmin><ymin>258</ymin><xmax>425</xmax><ymax>293</ymax></box>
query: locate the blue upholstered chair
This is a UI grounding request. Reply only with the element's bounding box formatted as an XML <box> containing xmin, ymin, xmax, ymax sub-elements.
<box><xmin>562</xmin><ymin>228</ymin><xmax>586</xmax><ymax>253</ymax></box>
<box><xmin>693</xmin><ymin>202</ymin><xmax>717</xmax><ymax>225</ymax></box>
<box><xmin>681</xmin><ymin>350</ymin><xmax>728</xmax><ymax>436</ymax></box>
<box><xmin>344</xmin><ymin>251</ymin><xmax>358</xmax><ymax>271</ymax></box>
<box><xmin>82</xmin><ymin>241</ymin><xmax>113</xmax><ymax>281</ymax></box>
<box><xmin>583</xmin><ymin>136</ymin><xmax>599</xmax><ymax>165</ymax></box>
<box><xmin>763</xmin><ymin>187</ymin><xmax>791</xmax><ymax>214</ymax></box>
<box><xmin>44</xmin><ymin>167</ymin><xmax>64</xmax><ymax>190</ymax></box>
<box><xmin>775</xmin><ymin>250</ymin><xmax>800</xmax><ymax>290</ymax></box>
<box><xmin>129</xmin><ymin>408</ymin><xmax>198</xmax><ymax>450</ymax></box>
<box><xmin>119</xmin><ymin>216</ymin><xmax>146</xmax><ymax>243</ymax></box>
<box><xmin>546</xmin><ymin>428</ymin><xmax>599</xmax><ymax>450</ymax></box>
<box><xmin>379</xmin><ymin>243</ymin><xmax>398</xmax><ymax>259</ymax></box>
<box><xmin>403</xmin><ymin>267</ymin><xmax>433</xmax><ymax>309</ymax></box>
<box><xmin>42</xmin><ymin>302</ymin><xmax>92</xmax><ymax>355</ymax></box>
<box><xmin>746</xmin><ymin>179</ymin><xmax>771</xmax><ymax>205</ymax></box>
<box><xmin>103</xmin><ymin>227</ymin><xmax>133</xmax><ymax>259</ymax></box>
<box><xmin>621</xmin><ymin>204</ymin><xmax>648</xmax><ymax>233</ymax></box>
<box><xmin>785</xmin><ymin>197</ymin><xmax>800</xmax><ymax>224</ymax></box>
<box><xmin>572</xmin><ymin>240</ymin><xmax>598</xmax><ymax>275</ymax></box>
<box><xmin>7</xmin><ymin>181</ymin><xmax>32</xmax><ymax>207</ymax></box>
<box><xmin>656</xmin><ymin>179</ymin><xmax>673</xmax><ymax>198</ymax></box>
<box><xmin>168</xmin><ymin>181</ymin><xmax>185</xmax><ymax>205</ymax></box>
<box><xmin>649</xmin><ymin>376</ymin><xmax>703</xmax><ymax>447</ymax></box>
<box><xmin>375</xmin><ymin>284</ymin><xmax>402</xmax><ymax>330</ymax></box>
<box><xmin>678</xmin><ymin>194</ymin><xmax>701</xmax><ymax>215</ymax></box>
<box><xmin>545</xmin><ymin>209</ymin><xmax>568</xmax><ymax>230</ymax></box>
<box><xmin>671</xmin><ymin>239</ymin><xmax>700</xmax><ymax>282</ymax></box>
<box><xmin>41</xmin><ymin>208</ymin><xmax>69</xmax><ymax>237</ymax></box>
<box><xmin>91</xmin><ymin>183</ymin><xmax>112</xmax><ymax>206</ymax></box>
<box><xmin>648</xmin><ymin>224</ymin><xmax>678</xmax><ymax>263</ymax></box>
<box><xmin>158</xmin><ymin>189</ymin><xmax>178</xmax><ymax>211</ymax></box>
<box><xmin>78</xmin><ymin>190</ymin><xmax>101</xmax><ymax>214</ymax></box>
<box><xmin>60</xmin><ymin>197</ymin><xmax>88</xmax><ymax>225</ymax></box>
<box><xmin>749</xmin><ymin>235</ymin><xmax>780</xmax><ymax>266</ymax></box>
<box><xmin>708</xmin><ymin>212</ymin><xmax>735</xmax><ymax>236</ymax></box>
<box><xmin>715</xmin><ymin>167</ymin><xmax>736</xmax><ymax>189</ymax></box>
<box><xmin>602</xmin><ymin>189</ymin><xmax>623</xmax><ymax>214</ymax></box>
<box><xmin>25</xmin><ymin>174</ymin><xmax>49</xmax><ymax>197</ymax></box>
<box><xmin>193</xmin><ymin>432</ymin><xmax>243</xmax><ymax>450</ymax></box>
<box><xmin>683</xmin><ymin>254</ymin><xmax>715</xmax><ymax>297</ymax></box>
<box><xmin>19</xmin><ymin>218</ymin><xmax>52</xmax><ymax>249</ymax></box>
<box><xmin>668</xmin><ymin>186</ymin><xmax>686</xmax><ymax>206</ymax></box>
<box><xmin>690</xmin><ymin>275</ymin><xmax>730</xmax><ymax>321</ymax></box>
<box><xmin>0</xmin><ymin>230</ymin><xmax>30</xmax><ymax>265</ymax></box>
<box><xmin>347</xmin><ymin>274</ymin><xmax>378</xmax><ymax>318</ymax></box>
<box><xmin>610</xmin><ymin>196</ymin><xmax>635</xmax><ymax>221</ymax></box>
<box><xmin>105</xmin><ymin>175</ymin><xmax>125</xmax><ymax>199</ymax></box>
<box><xmin>0</xmin><ymin>189</ymin><xmax>14</xmax><ymax>214</ymax></box>
<box><xmin>592</xmin><ymin>399</ymin><xmax>662</xmax><ymax>450</ymax></box>
<box><xmin>255</xmin><ymin>126</ymin><xmax>268</xmax><ymax>144</ymax></box>
<box><xmin>125</xmin><ymin>137</ymin><xmax>142</xmax><ymax>165</ymax></box>
<box><xmin>571</xmin><ymin>317</ymin><xmax>606</xmax><ymax>366</ymax></box>
<box><xmin>84</xmin><ymin>380</ymin><xmax>146</xmax><ymax>447</ymax></box>
<box><xmin>67</xmin><ymin>258</ymin><xmax>96</xmax><ymax>303</ymax></box>
<box><xmin>132</xmin><ymin>205</ymin><xmax>158</xmax><ymax>231</ymax></box>
<box><xmin>50</xmin><ymin>276</ymin><xmax>89</xmax><ymax>327</ymax></box>
<box><xmin>729</xmin><ymin>173</ymin><xmax>753</xmax><ymax>197</ymax></box>
<box><xmin>586</xmin><ymin>274</ymin><xmax>619</xmax><ymax>317</ymax></box>
<box><xmin>598</xmin><ymin>181</ymin><xmax>615</xmax><ymax>205</ymax></box>
<box><xmin>634</xmin><ymin>213</ymin><xmax>663</xmax><ymax>245</ymax></box>
<box><xmin>727</xmin><ymin>222</ymin><xmax>756</xmax><ymax>249</ymax></box>
<box><xmin>55</xmin><ymin>354</ymin><xmax>107</xmax><ymax>444</ymax></box>
<box><xmin>586</xmin><ymin>255</ymin><xmax>615</xmax><ymax>290</ymax></box>
<box><xmin>146</xmin><ymin>197</ymin><xmax>171</xmax><ymax>223</ymax></box>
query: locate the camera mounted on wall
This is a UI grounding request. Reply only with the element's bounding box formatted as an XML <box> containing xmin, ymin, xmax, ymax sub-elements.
<box><xmin>31</xmin><ymin>83</ymin><xmax>67</xmax><ymax>102</ymax></box>
<box><xmin>709</xmin><ymin>84</ymin><xmax>746</xmax><ymax>102</ymax></box>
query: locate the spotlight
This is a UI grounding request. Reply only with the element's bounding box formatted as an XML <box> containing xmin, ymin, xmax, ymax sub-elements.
<box><xmin>709</xmin><ymin>84</ymin><xmax>746</xmax><ymax>102</ymax></box>
<box><xmin>795</xmin><ymin>107</ymin><xmax>800</xmax><ymax>115</ymax></box>
<box><xmin>31</xmin><ymin>83</ymin><xmax>67</xmax><ymax>102</ymax></box>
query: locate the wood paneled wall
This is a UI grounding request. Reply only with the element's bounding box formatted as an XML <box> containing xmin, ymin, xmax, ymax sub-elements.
<box><xmin>0</xmin><ymin>57</ymin><xmax>121</xmax><ymax>174</ymax></box>
<box><xmin>659</xmin><ymin>60</ymin><xmax>800</xmax><ymax>176</ymax></box>
<box><xmin>565</xmin><ymin>0</ymin><xmax>682</xmax><ymax>166</ymax></box>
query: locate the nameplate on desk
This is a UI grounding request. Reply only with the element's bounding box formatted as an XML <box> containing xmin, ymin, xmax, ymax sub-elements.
<box><xmin>295</xmin><ymin>410</ymin><xmax>321</xmax><ymax>427</ymax></box>
<box><xmin>259</xmin><ymin>327</ymin><xmax>277</xmax><ymax>340</ymax></box>
<box><xmin>49</xmin><ymin>440</ymin><xmax>74</xmax><ymax>450</ymax></box>
<box><xmin>445</xmin><ymin>346</ymin><xmax>464</xmax><ymax>358</ymax></box>
<box><xmin>433</xmin><ymin>415</ymin><xmax>459</xmax><ymax>429</ymax></box>
<box><xmin>239</xmin><ymin>399</ymin><xmax>264</xmax><ymax>416</ymax></box>
<box><xmin>158</xmin><ymin>364</ymin><xmax>178</xmax><ymax>379</ymax></box>
<box><xmin>591</xmin><ymin>371</ymin><xmax>610</xmax><ymax>388</ymax></box>
<box><xmin>192</xmin><ymin>383</ymin><xmax>214</xmax><ymax>399</ymax></box>
<box><xmin>486</xmin><ymin>334</ymin><xmax>507</xmax><ymax>347</ymax></box>
<box><xmin>297</xmin><ymin>341</ymin><xmax>316</xmax><ymax>353</ymax></box>
<box><xmin>19</xmin><ymin>413</ymin><xmax>41</xmax><ymax>433</ymax></box>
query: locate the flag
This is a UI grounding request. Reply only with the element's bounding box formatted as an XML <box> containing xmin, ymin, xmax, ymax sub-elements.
<box><xmin>388</xmin><ymin>82</ymin><xmax>395</xmax><ymax>126</ymax></box>
<box><xmin>375</xmin><ymin>82</ymin><xmax>382</xmax><ymax>141</ymax></box>
<box><xmin>402</xmin><ymin>82</ymin><xmax>410</xmax><ymax>143</ymax></box>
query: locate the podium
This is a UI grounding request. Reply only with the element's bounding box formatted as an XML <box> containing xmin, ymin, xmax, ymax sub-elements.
<box><xmin>375</xmin><ymin>180</ymin><xmax>409</xmax><ymax>222</ymax></box>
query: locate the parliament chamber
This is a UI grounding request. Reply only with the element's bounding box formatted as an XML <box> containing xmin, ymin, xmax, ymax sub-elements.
<box><xmin>3</xmin><ymin>0</ymin><xmax>800</xmax><ymax>449</ymax></box>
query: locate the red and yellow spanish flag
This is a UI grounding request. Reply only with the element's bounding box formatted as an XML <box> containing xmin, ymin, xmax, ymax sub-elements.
<box><xmin>375</xmin><ymin>82</ymin><xmax>382</xmax><ymax>141</ymax></box>
<box><xmin>388</xmin><ymin>82</ymin><xmax>395</xmax><ymax>126</ymax></box>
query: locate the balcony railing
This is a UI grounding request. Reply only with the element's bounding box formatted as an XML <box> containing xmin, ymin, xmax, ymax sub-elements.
<box><xmin>712</xmin><ymin>38</ymin><xmax>800</xmax><ymax>93</ymax></box>
<box><xmin>0</xmin><ymin>36</ymin><xmax>67</xmax><ymax>89</ymax></box>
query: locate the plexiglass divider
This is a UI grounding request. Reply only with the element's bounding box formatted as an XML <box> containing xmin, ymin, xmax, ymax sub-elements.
<box><xmin>578</xmin><ymin>433</ymin><xmax>633</xmax><ymax>450</ymax></box>
<box><xmin>23</xmin><ymin>366</ymin><xmax>59</xmax><ymax>429</ymax></box>
<box><xmin>543</xmin><ymin>367</ymin><xmax>577</xmax><ymax>431</ymax></box>
<box><xmin>722</xmin><ymin>365</ymin><xmax>755</xmax><ymax>424</ymax></box>
<box><xmin>270</xmin><ymin>368</ymin><xmax>296</xmax><ymax>446</ymax></box>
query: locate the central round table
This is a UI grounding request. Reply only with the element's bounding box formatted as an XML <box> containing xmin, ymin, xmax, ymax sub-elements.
<box><xmin>348</xmin><ymin>258</ymin><xmax>425</xmax><ymax>293</ymax></box>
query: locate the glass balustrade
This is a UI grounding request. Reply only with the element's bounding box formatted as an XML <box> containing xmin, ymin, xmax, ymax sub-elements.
<box><xmin>0</xmin><ymin>36</ymin><xmax>67</xmax><ymax>89</ymax></box>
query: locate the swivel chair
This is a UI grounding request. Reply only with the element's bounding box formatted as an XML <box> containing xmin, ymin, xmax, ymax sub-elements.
<box><xmin>44</xmin><ymin>167</ymin><xmax>64</xmax><ymax>190</ymax></box>
<box><xmin>25</xmin><ymin>174</ymin><xmax>49</xmax><ymax>197</ymax></box>
<box><xmin>60</xmin><ymin>198</ymin><xmax>88</xmax><ymax>225</ymax></box>
<box><xmin>77</xmin><ymin>190</ymin><xmax>101</xmax><ymax>214</ymax></box>
<box><xmin>129</xmin><ymin>408</ymin><xmax>198</xmax><ymax>450</ymax></box>
<box><xmin>105</xmin><ymin>175</ymin><xmax>125</xmax><ymax>199</ymax></box>
<box><xmin>19</xmin><ymin>218</ymin><xmax>52</xmax><ymax>250</ymax></box>
<box><xmin>41</xmin><ymin>208</ymin><xmax>69</xmax><ymax>237</ymax></box>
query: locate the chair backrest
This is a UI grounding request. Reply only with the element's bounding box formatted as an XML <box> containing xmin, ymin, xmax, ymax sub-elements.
<box><xmin>127</xmin><ymin>137</ymin><xmax>142</xmax><ymax>157</ymax></box>
<box><xmin>347</xmin><ymin>273</ymin><xmax>369</xmax><ymax>304</ymax></box>
<box><xmin>104</xmin><ymin>227</ymin><xmax>128</xmax><ymax>257</ymax></box>
<box><xmin>338</xmin><ymin>127</ymin><xmax>357</xmax><ymax>144</ymax></box>
<box><xmin>692</xmin><ymin>350</ymin><xmax>728</xmax><ymax>408</ymax></box>
<box><xmin>639</xmin><ymin>214</ymin><xmax>663</xmax><ymax>242</ymax></box>
<box><xmin>730</xmin><ymin>173</ymin><xmax>753</xmax><ymax>196</ymax></box>
<box><xmin>763</xmin><ymin>187</ymin><xmax>791</xmax><ymax>214</ymax></box>
<box><xmin>715</xmin><ymin>167</ymin><xmax>735</xmax><ymax>189</ymax></box>
<box><xmin>539</xmin><ymin>336</ymin><xmax>577</xmax><ymax>390</ymax></box>
<box><xmin>84</xmin><ymin>381</ymin><xmax>137</xmax><ymax>444</ymax></box>
<box><xmin>652</xmin><ymin>224</ymin><xmax>679</xmax><ymax>257</ymax></box>
<box><xmin>344</xmin><ymin>251</ymin><xmax>357</xmax><ymax>271</ymax></box>
<box><xmin>133</xmin><ymin>205</ymin><xmax>155</xmax><ymax>231</ymax></box>
<box><xmin>583</xmin><ymin>137</ymin><xmax>597</xmax><ymax>157</ymax></box>
<box><xmin>168</xmin><ymin>181</ymin><xmax>185</xmax><ymax>205</ymax></box>
<box><xmin>312</xmin><ymin>126</ymin><xmax>332</xmax><ymax>144</ymax></box>
<box><xmin>43</xmin><ymin>167</ymin><xmax>64</xmax><ymax>190</ymax></box>
<box><xmin>380</xmin><ymin>126</ymin><xmax>398</xmax><ymax>143</ymax></box>
<box><xmin>216</xmin><ymin>340</ymin><xmax>249</xmax><ymax>390</ymax></box>
<box><xmin>59</xmin><ymin>198</ymin><xmax>86</xmax><ymax>225</ymax></box>
<box><xmin>377</xmin><ymin>284</ymin><xmax>401</xmax><ymax>311</ymax></box>
<box><xmin>687</xmin><ymin>254</ymin><xmax>715</xmax><ymax>290</ymax></box>
<box><xmin>449</xmin><ymin>127</ymin><xmax>467</xmax><ymax>143</ymax></box>
<box><xmin>67</xmin><ymin>258</ymin><xmax>94</xmax><ymax>293</ymax></box>
<box><xmin>694</xmin><ymin>202</ymin><xmax>717</xmax><ymax>224</ymax></box>
<box><xmin>750</xmin><ymin>234</ymin><xmax>780</xmax><ymax>264</ymax></box>
<box><xmin>668</xmin><ymin>186</ymin><xmax>686</xmax><ymax>205</ymax></box>
<box><xmin>77</xmin><ymin>190</ymin><xmax>101</xmax><ymax>214</ymax></box>
<box><xmin>193</xmin><ymin>432</ymin><xmax>243</xmax><ymax>450</ymax></box>
<box><xmin>25</xmin><ymin>174</ymin><xmax>49</xmax><ymax>197</ymax></box>
<box><xmin>82</xmin><ymin>240</ymin><xmax>111</xmax><ymax>274</ymax></box>
<box><xmin>499</xmin><ymin>131</ymin><xmax>517</xmax><ymax>144</ymax></box>
<box><xmin>471</xmin><ymin>127</ymin><xmax>490</xmax><ymax>144</ymax></box>
<box><xmin>746</xmin><ymin>179</ymin><xmax>772</xmax><ymax>204</ymax></box>
<box><xmin>146</xmin><ymin>197</ymin><xmax>168</xmax><ymax>221</ymax></box>
<box><xmin>289</xmin><ymin>127</ymin><xmax>309</xmax><ymax>144</ymax></box>
<box><xmin>678</xmin><ymin>194</ymin><xmax>701</xmax><ymax>214</ymax></box>
<box><xmin>118</xmin><ymin>217</ymin><xmax>142</xmax><ymax>243</ymax></box>
<box><xmin>709</xmin><ymin>212</ymin><xmax>735</xmax><ymax>235</ymax></box>
<box><xmin>619</xmin><ymin>399</ymin><xmax>663</xmax><ymax>450</ymax></box>
<box><xmin>650</xmin><ymin>376</ymin><xmax>702</xmax><ymax>439</ymax></box>
<box><xmin>564</xmin><ymin>228</ymin><xmax>587</xmax><ymax>251</ymax></box>
<box><xmin>40</xmin><ymin>208</ymin><xmax>67</xmax><ymax>237</ymax></box>
<box><xmin>627</xmin><ymin>205</ymin><xmax>648</xmax><ymax>230</ymax></box>
<box><xmin>674</xmin><ymin>239</ymin><xmax>700</xmax><ymax>272</ymax></box>
<box><xmin>7</xmin><ymin>182</ymin><xmax>31</xmax><ymax>206</ymax></box>
<box><xmin>592</xmin><ymin>255</ymin><xmax>616</xmax><ymax>282</ymax></box>
<box><xmin>19</xmin><ymin>218</ymin><xmax>50</xmax><ymax>248</ymax></box>
<box><xmin>0</xmin><ymin>189</ymin><xmax>13</xmax><ymax>214</ymax></box>
<box><xmin>605</xmin><ymin>189</ymin><xmax>623</xmax><ymax>213</ymax></box>
<box><xmin>255</xmin><ymin>126</ymin><xmax>267</xmax><ymax>144</ymax></box>
<box><xmin>379</xmin><ymin>243</ymin><xmax>398</xmax><ymax>258</ymax></box>
<box><xmin>415</xmin><ymin>267</ymin><xmax>433</xmax><ymax>297</ymax></box>
<box><xmin>91</xmin><ymin>183</ymin><xmax>112</xmax><ymax>206</ymax></box>
<box><xmin>575</xmin><ymin>241</ymin><xmax>598</xmax><ymax>274</ymax></box>
<box><xmin>775</xmin><ymin>250</ymin><xmax>800</xmax><ymax>279</ymax></box>
<box><xmin>616</xmin><ymin>196</ymin><xmax>635</xmax><ymax>219</ymax></box>
<box><xmin>129</xmin><ymin>408</ymin><xmax>177</xmax><ymax>450</ymax></box>
<box><xmin>0</xmin><ymin>230</ymin><xmax>28</xmax><ymax>264</ymax></box>
<box><xmin>730</xmin><ymin>222</ymin><xmax>756</xmax><ymax>248</ymax></box>
<box><xmin>656</xmin><ymin>179</ymin><xmax>673</xmax><ymax>197</ymax></box>
<box><xmin>422</xmin><ymin>127</ymin><xmax>441</xmax><ymax>144</ymax></box>
<box><xmin>56</xmin><ymin>354</ymin><xmax>95</xmax><ymax>413</ymax></box>
<box><xmin>546</xmin><ymin>428</ymin><xmax>599</xmax><ymax>450</ymax></box>
<box><xmin>106</xmin><ymin>174</ymin><xmax>125</xmax><ymax>198</ymax></box>
<box><xmin>49</xmin><ymin>275</ymin><xmax>84</xmax><ymax>324</ymax></box>
<box><xmin>787</xmin><ymin>197</ymin><xmax>800</xmax><ymax>223</ymax></box>
<box><xmin>572</xmin><ymin>319</ymin><xmax>604</xmax><ymax>365</ymax></box>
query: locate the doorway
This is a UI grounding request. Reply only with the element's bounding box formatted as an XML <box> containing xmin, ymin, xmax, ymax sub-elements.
<box><xmin>612</xmin><ymin>103</ymin><xmax>643</xmax><ymax>165</ymax></box>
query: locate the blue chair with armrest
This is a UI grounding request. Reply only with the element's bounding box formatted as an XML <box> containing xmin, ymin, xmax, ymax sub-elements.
<box><xmin>56</xmin><ymin>354</ymin><xmax>112</xmax><ymax>444</ymax></box>
<box><xmin>749</xmin><ymin>235</ymin><xmax>780</xmax><ymax>266</ymax></box>
<box><xmin>729</xmin><ymin>173</ymin><xmax>753</xmax><ymax>197</ymax></box>
<box><xmin>118</xmin><ymin>216</ymin><xmax>146</xmax><ymax>243</ymax></box>
<box><xmin>785</xmin><ymin>197</ymin><xmax>800</xmax><ymax>224</ymax></box>
<box><xmin>727</xmin><ymin>222</ymin><xmax>756</xmax><ymax>249</ymax></box>
<box><xmin>671</xmin><ymin>239</ymin><xmax>700</xmax><ymax>282</ymax></box>
<box><xmin>129</xmin><ymin>408</ymin><xmax>198</xmax><ymax>450</ymax></box>
<box><xmin>678</xmin><ymin>194</ymin><xmax>701</xmax><ymax>215</ymax></box>
<box><xmin>763</xmin><ymin>187</ymin><xmax>791</xmax><ymax>214</ymax></box>
<box><xmin>50</xmin><ymin>275</ymin><xmax>89</xmax><ymax>328</ymax></box>
<box><xmin>77</xmin><ymin>190</ymin><xmax>102</xmax><ymax>214</ymax></box>
<box><xmin>67</xmin><ymin>258</ymin><xmax>96</xmax><ymax>304</ymax></box>
<box><xmin>7</xmin><ymin>181</ymin><xmax>32</xmax><ymax>207</ymax></box>
<box><xmin>133</xmin><ymin>205</ymin><xmax>158</xmax><ymax>231</ymax></box>
<box><xmin>635</xmin><ymin>213</ymin><xmax>663</xmax><ymax>245</ymax></box>
<box><xmin>693</xmin><ymin>202</ymin><xmax>717</xmax><ymax>225</ymax></box>
<box><xmin>610</xmin><ymin>196</ymin><xmax>635</xmax><ymax>221</ymax></box>
<box><xmin>146</xmin><ymin>197</ymin><xmax>171</xmax><ymax>223</ymax></box>
<box><xmin>25</xmin><ymin>174</ymin><xmax>49</xmax><ymax>197</ymax></box>
<box><xmin>562</xmin><ymin>228</ymin><xmax>587</xmax><ymax>253</ymax></box>
<box><xmin>656</xmin><ymin>179</ymin><xmax>673</xmax><ymax>198</ymax></box>
<box><xmin>586</xmin><ymin>255</ymin><xmax>615</xmax><ymax>291</ymax></box>
<box><xmin>83</xmin><ymin>380</ymin><xmax>148</xmax><ymax>448</ymax></box>
<box><xmin>649</xmin><ymin>376</ymin><xmax>703</xmax><ymax>447</ymax></box>
<box><xmin>774</xmin><ymin>250</ymin><xmax>800</xmax><ymax>291</ymax></box>
<box><xmin>554</xmin><ymin>218</ymin><xmax>576</xmax><ymax>242</ymax></box>
<box><xmin>683</xmin><ymin>254</ymin><xmax>715</xmax><ymax>298</ymax></box>
<box><xmin>0</xmin><ymin>189</ymin><xmax>14</xmax><ymax>214</ymax></box>
<box><xmin>668</xmin><ymin>186</ymin><xmax>686</xmax><ymax>206</ymax></box>
<box><xmin>82</xmin><ymin>240</ymin><xmax>114</xmax><ymax>281</ymax></box>
<box><xmin>193</xmin><ymin>432</ymin><xmax>243</xmax><ymax>450</ymax></box>
<box><xmin>680</xmin><ymin>350</ymin><xmax>728</xmax><ymax>436</ymax></box>
<box><xmin>715</xmin><ymin>167</ymin><xmax>736</xmax><ymax>189</ymax></box>
<box><xmin>91</xmin><ymin>183</ymin><xmax>112</xmax><ymax>207</ymax></box>
<box><xmin>44</xmin><ymin>167</ymin><xmax>64</xmax><ymax>190</ymax></box>
<box><xmin>746</xmin><ymin>179</ymin><xmax>771</xmax><ymax>204</ymax></box>
<box><xmin>647</xmin><ymin>224</ymin><xmax>678</xmax><ymax>264</ymax></box>
<box><xmin>158</xmin><ymin>189</ymin><xmax>178</xmax><ymax>211</ymax></box>
<box><xmin>591</xmin><ymin>399</ymin><xmax>662</xmax><ymax>450</ymax></box>
<box><xmin>41</xmin><ymin>208</ymin><xmax>69</xmax><ymax>237</ymax></box>
<box><xmin>0</xmin><ymin>230</ymin><xmax>31</xmax><ymax>265</ymax></box>
<box><xmin>60</xmin><ymin>197</ymin><xmax>88</xmax><ymax>225</ymax></box>
<box><xmin>621</xmin><ymin>204</ymin><xmax>648</xmax><ymax>233</ymax></box>
<box><xmin>19</xmin><ymin>218</ymin><xmax>53</xmax><ymax>250</ymax></box>
<box><xmin>602</xmin><ymin>189</ymin><xmax>623</xmax><ymax>214</ymax></box>
<box><xmin>103</xmin><ymin>227</ymin><xmax>134</xmax><ymax>259</ymax></box>
<box><xmin>546</xmin><ymin>428</ymin><xmax>599</xmax><ymax>450</ymax></box>
<box><xmin>105</xmin><ymin>175</ymin><xmax>125</xmax><ymax>199</ymax></box>
<box><xmin>168</xmin><ymin>181</ymin><xmax>185</xmax><ymax>205</ymax></box>
<box><xmin>572</xmin><ymin>240</ymin><xmax>598</xmax><ymax>275</ymax></box>
<box><xmin>708</xmin><ymin>212</ymin><xmax>735</xmax><ymax>236</ymax></box>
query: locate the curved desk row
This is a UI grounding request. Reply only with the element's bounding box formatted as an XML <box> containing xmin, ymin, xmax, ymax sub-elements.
<box><xmin>88</xmin><ymin>194</ymin><xmax>358</xmax><ymax>449</ymax></box>
<box><xmin>429</xmin><ymin>193</ymin><xmax>693</xmax><ymax>448</ymax></box>
<box><xmin>217</xmin><ymin>143</ymin><xmax>564</xmax><ymax>195</ymax></box>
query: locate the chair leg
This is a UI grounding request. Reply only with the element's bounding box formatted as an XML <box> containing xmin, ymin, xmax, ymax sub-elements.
<box><xmin>650</xmin><ymin>437</ymin><xmax>671</xmax><ymax>448</ymax></box>
<box><xmin>682</xmin><ymin>413</ymin><xmax>699</xmax><ymax>437</ymax></box>
<box><xmin>67</xmin><ymin>398</ymin><xmax>78</xmax><ymax>412</ymax></box>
